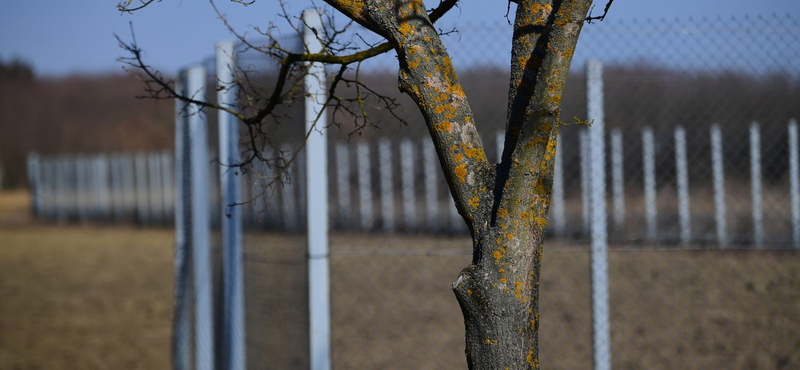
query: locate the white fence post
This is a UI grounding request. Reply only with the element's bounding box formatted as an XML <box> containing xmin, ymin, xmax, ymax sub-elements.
<box><xmin>551</xmin><ymin>133</ymin><xmax>565</xmax><ymax>236</ymax></box>
<box><xmin>674</xmin><ymin>126</ymin><xmax>691</xmax><ymax>245</ymax></box>
<box><xmin>335</xmin><ymin>143</ymin><xmax>351</xmax><ymax>229</ymax></box>
<box><xmin>134</xmin><ymin>153</ymin><xmax>149</xmax><ymax>224</ymax></box>
<box><xmin>587</xmin><ymin>60</ymin><xmax>610</xmax><ymax>370</ymax></box>
<box><xmin>173</xmin><ymin>69</ymin><xmax>192</xmax><ymax>370</ymax></box>
<box><xmin>186</xmin><ymin>65</ymin><xmax>214</xmax><ymax>370</ymax></box>
<box><xmin>642</xmin><ymin>127</ymin><xmax>658</xmax><ymax>241</ymax></box>
<box><xmin>357</xmin><ymin>141</ymin><xmax>374</xmax><ymax>231</ymax></box>
<box><xmin>789</xmin><ymin>119</ymin><xmax>800</xmax><ymax>249</ymax></box>
<box><xmin>400</xmin><ymin>139</ymin><xmax>416</xmax><ymax>231</ymax></box>
<box><xmin>99</xmin><ymin>155</ymin><xmax>112</xmax><ymax>220</ymax></box>
<box><xmin>496</xmin><ymin>131</ymin><xmax>504</xmax><ymax>166</ymax></box>
<box><xmin>580</xmin><ymin>129</ymin><xmax>591</xmax><ymax>233</ymax></box>
<box><xmin>303</xmin><ymin>10</ymin><xmax>331</xmax><ymax>370</ymax></box>
<box><xmin>55</xmin><ymin>157</ymin><xmax>68</xmax><ymax>223</ymax></box>
<box><xmin>379</xmin><ymin>139</ymin><xmax>395</xmax><ymax>232</ymax></box>
<box><xmin>710</xmin><ymin>124</ymin><xmax>727</xmax><ymax>246</ymax></box>
<box><xmin>27</xmin><ymin>153</ymin><xmax>42</xmax><ymax>216</ymax></box>
<box><xmin>148</xmin><ymin>153</ymin><xmax>163</xmax><ymax>224</ymax></box>
<box><xmin>610</xmin><ymin>129</ymin><xmax>625</xmax><ymax>231</ymax></box>
<box><xmin>750</xmin><ymin>122</ymin><xmax>763</xmax><ymax>247</ymax></box>
<box><xmin>217</xmin><ymin>40</ymin><xmax>246</xmax><ymax>370</ymax></box>
<box><xmin>110</xmin><ymin>155</ymin><xmax>124</xmax><ymax>221</ymax></box>
<box><xmin>423</xmin><ymin>139</ymin><xmax>439</xmax><ymax>232</ymax></box>
<box><xmin>90</xmin><ymin>156</ymin><xmax>101</xmax><ymax>220</ymax></box>
<box><xmin>160</xmin><ymin>152</ymin><xmax>173</xmax><ymax>221</ymax></box>
<box><xmin>280</xmin><ymin>145</ymin><xmax>298</xmax><ymax>231</ymax></box>
<box><xmin>77</xmin><ymin>156</ymin><xmax>90</xmax><ymax>223</ymax></box>
<box><xmin>121</xmin><ymin>154</ymin><xmax>136</xmax><ymax>220</ymax></box>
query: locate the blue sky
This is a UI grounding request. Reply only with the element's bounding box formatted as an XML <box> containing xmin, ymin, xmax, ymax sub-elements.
<box><xmin>0</xmin><ymin>0</ymin><xmax>798</xmax><ymax>76</ymax></box>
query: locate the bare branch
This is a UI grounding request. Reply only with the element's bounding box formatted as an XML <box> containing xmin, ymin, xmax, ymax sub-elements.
<box><xmin>585</xmin><ymin>0</ymin><xmax>615</xmax><ymax>23</ymax></box>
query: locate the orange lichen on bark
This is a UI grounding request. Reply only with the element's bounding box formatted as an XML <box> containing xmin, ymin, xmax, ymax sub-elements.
<box><xmin>455</xmin><ymin>163</ymin><xmax>467</xmax><ymax>183</ymax></box>
<box><xmin>468</xmin><ymin>196</ymin><xmax>480</xmax><ymax>209</ymax></box>
<box><xmin>463</xmin><ymin>146</ymin><xmax>484</xmax><ymax>160</ymax></box>
<box><xmin>433</xmin><ymin>120</ymin><xmax>452</xmax><ymax>132</ymax></box>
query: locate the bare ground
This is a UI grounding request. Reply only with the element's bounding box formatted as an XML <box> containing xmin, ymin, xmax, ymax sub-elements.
<box><xmin>1</xmin><ymin>190</ymin><xmax>799</xmax><ymax>369</ymax></box>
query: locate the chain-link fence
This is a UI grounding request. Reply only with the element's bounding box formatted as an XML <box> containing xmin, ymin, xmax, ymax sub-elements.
<box><xmin>26</xmin><ymin>12</ymin><xmax>800</xmax><ymax>370</ymax></box>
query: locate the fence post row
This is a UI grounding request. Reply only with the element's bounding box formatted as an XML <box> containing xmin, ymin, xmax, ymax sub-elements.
<box><xmin>587</xmin><ymin>60</ymin><xmax>611</xmax><ymax>370</ymax></box>
<box><xmin>303</xmin><ymin>9</ymin><xmax>332</xmax><ymax>370</ymax></box>
<box><xmin>217</xmin><ymin>40</ymin><xmax>246</xmax><ymax>370</ymax></box>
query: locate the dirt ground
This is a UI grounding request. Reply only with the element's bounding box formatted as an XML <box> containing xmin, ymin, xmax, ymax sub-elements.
<box><xmin>1</xmin><ymin>190</ymin><xmax>799</xmax><ymax>369</ymax></box>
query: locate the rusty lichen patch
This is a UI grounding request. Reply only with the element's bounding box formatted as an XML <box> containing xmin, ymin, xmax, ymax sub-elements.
<box><xmin>463</xmin><ymin>145</ymin><xmax>484</xmax><ymax>160</ymax></box>
<box><xmin>455</xmin><ymin>163</ymin><xmax>467</xmax><ymax>183</ymax></box>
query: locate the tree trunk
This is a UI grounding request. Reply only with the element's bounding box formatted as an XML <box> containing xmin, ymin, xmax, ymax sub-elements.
<box><xmin>452</xmin><ymin>227</ymin><xmax>545</xmax><ymax>369</ymax></box>
<box><xmin>324</xmin><ymin>1</ymin><xmax>594</xmax><ymax>368</ymax></box>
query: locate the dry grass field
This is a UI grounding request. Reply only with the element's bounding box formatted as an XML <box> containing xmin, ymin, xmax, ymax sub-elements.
<box><xmin>1</xmin><ymin>190</ymin><xmax>799</xmax><ymax>369</ymax></box>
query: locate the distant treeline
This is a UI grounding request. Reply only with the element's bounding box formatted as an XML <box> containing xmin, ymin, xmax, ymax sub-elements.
<box><xmin>0</xmin><ymin>59</ymin><xmax>174</xmax><ymax>188</ymax></box>
<box><xmin>1</xmin><ymin>58</ymin><xmax>798</xmax><ymax>188</ymax></box>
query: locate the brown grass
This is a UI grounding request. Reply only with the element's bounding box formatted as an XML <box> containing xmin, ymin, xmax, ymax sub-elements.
<box><xmin>0</xmin><ymin>225</ymin><xmax>174</xmax><ymax>370</ymax></box>
<box><xmin>1</xmin><ymin>191</ymin><xmax>798</xmax><ymax>369</ymax></box>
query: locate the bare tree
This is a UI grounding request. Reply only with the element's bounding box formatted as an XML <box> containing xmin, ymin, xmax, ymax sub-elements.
<box><xmin>118</xmin><ymin>0</ymin><xmax>613</xmax><ymax>368</ymax></box>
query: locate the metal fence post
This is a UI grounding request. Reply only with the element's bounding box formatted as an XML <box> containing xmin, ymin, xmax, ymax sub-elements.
<box><xmin>217</xmin><ymin>40</ymin><xmax>246</xmax><ymax>370</ymax></box>
<box><xmin>642</xmin><ymin>126</ymin><xmax>658</xmax><ymax>241</ymax></box>
<box><xmin>357</xmin><ymin>141</ymin><xmax>374</xmax><ymax>231</ymax></box>
<box><xmin>110</xmin><ymin>155</ymin><xmax>123</xmax><ymax>221</ymax></box>
<box><xmin>587</xmin><ymin>60</ymin><xmax>610</xmax><ymax>370</ymax></box>
<box><xmin>400</xmin><ymin>139</ymin><xmax>416</xmax><ymax>231</ymax></box>
<box><xmin>121</xmin><ymin>153</ymin><xmax>136</xmax><ymax>220</ymax></box>
<box><xmin>55</xmin><ymin>157</ymin><xmax>68</xmax><ymax>223</ymax></box>
<box><xmin>710</xmin><ymin>124</ymin><xmax>727</xmax><ymax>246</ymax></box>
<box><xmin>280</xmin><ymin>145</ymin><xmax>298</xmax><ymax>231</ymax></box>
<box><xmin>378</xmin><ymin>139</ymin><xmax>395</xmax><ymax>232</ymax></box>
<box><xmin>186</xmin><ymin>65</ymin><xmax>214</xmax><ymax>370</ymax></box>
<box><xmin>90</xmin><ymin>156</ymin><xmax>101</xmax><ymax>220</ymax></box>
<box><xmin>580</xmin><ymin>129</ymin><xmax>591</xmax><ymax>233</ymax></box>
<box><xmin>750</xmin><ymin>122</ymin><xmax>763</xmax><ymax>247</ymax></box>
<box><xmin>496</xmin><ymin>131</ymin><xmax>504</xmax><ymax>166</ymax></box>
<box><xmin>610</xmin><ymin>129</ymin><xmax>625</xmax><ymax>231</ymax></box>
<box><xmin>551</xmin><ymin>133</ymin><xmax>565</xmax><ymax>236</ymax></box>
<box><xmin>173</xmin><ymin>71</ymin><xmax>191</xmax><ymax>370</ymax></box>
<box><xmin>789</xmin><ymin>119</ymin><xmax>800</xmax><ymax>249</ymax></box>
<box><xmin>27</xmin><ymin>153</ymin><xmax>41</xmax><ymax>217</ymax></box>
<box><xmin>335</xmin><ymin>143</ymin><xmax>351</xmax><ymax>230</ymax></box>
<box><xmin>134</xmin><ymin>153</ymin><xmax>149</xmax><ymax>225</ymax></box>
<box><xmin>674</xmin><ymin>126</ymin><xmax>691</xmax><ymax>245</ymax></box>
<box><xmin>160</xmin><ymin>152</ymin><xmax>174</xmax><ymax>222</ymax></box>
<box><xmin>303</xmin><ymin>10</ymin><xmax>331</xmax><ymax>370</ymax></box>
<box><xmin>148</xmin><ymin>153</ymin><xmax>163</xmax><ymax>224</ymax></box>
<box><xmin>423</xmin><ymin>139</ymin><xmax>439</xmax><ymax>232</ymax></box>
<box><xmin>77</xmin><ymin>156</ymin><xmax>89</xmax><ymax>223</ymax></box>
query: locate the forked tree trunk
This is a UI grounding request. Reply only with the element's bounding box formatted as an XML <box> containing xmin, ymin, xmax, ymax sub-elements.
<box><xmin>324</xmin><ymin>0</ymin><xmax>594</xmax><ymax>368</ymax></box>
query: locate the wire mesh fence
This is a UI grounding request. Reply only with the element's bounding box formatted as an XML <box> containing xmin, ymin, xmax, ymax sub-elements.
<box><xmin>25</xmin><ymin>13</ymin><xmax>800</xmax><ymax>370</ymax></box>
